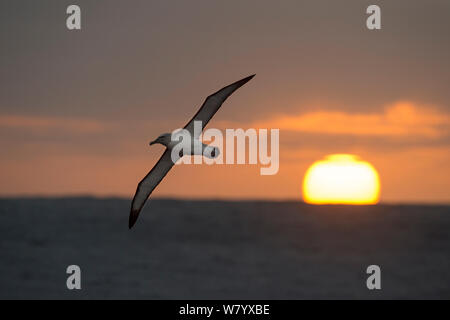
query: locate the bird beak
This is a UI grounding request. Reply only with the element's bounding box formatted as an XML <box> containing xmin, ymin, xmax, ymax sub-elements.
<box><xmin>149</xmin><ymin>139</ymin><xmax>157</xmax><ymax>145</ymax></box>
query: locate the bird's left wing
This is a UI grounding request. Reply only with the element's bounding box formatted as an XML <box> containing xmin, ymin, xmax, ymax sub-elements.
<box><xmin>184</xmin><ymin>74</ymin><xmax>255</xmax><ymax>138</ymax></box>
<box><xmin>129</xmin><ymin>150</ymin><xmax>175</xmax><ymax>229</ymax></box>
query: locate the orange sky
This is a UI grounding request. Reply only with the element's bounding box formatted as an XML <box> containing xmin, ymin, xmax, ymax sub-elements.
<box><xmin>0</xmin><ymin>1</ymin><xmax>449</xmax><ymax>203</ymax></box>
<box><xmin>1</xmin><ymin>100</ymin><xmax>449</xmax><ymax>203</ymax></box>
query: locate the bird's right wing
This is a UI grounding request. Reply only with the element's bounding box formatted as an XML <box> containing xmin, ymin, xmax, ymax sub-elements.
<box><xmin>184</xmin><ymin>74</ymin><xmax>255</xmax><ymax>138</ymax></box>
<box><xmin>129</xmin><ymin>150</ymin><xmax>175</xmax><ymax>228</ymax></box>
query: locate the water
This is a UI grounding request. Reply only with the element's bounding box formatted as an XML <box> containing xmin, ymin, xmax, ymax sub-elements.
<box><xmin>0</xmin><ymin>198</ymin><xmax>449</xmax><ymax>299</ymax></box>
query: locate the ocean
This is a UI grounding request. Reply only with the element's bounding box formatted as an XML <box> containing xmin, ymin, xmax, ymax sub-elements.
<box><xmin>0</xmin><ymin>198</ymin><xmax>449</xmax><ymax>299</ymax></box>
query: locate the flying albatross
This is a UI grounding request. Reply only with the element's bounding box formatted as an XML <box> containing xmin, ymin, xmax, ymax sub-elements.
<box><xmin>129</xmin><ymin>74</ymin><xmax>255</xmax><ymax>228</ymax></box>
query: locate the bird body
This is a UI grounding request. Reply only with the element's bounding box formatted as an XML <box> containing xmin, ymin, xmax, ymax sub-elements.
<box><xmin>150</xmin><ymin>131</ymin><xmax>219</xmax><ymax>158</ymax></box>
<box><xmin>129</xmin><ymin>74</ymin><xmax>255</xmax><ymax>228</ymax></box>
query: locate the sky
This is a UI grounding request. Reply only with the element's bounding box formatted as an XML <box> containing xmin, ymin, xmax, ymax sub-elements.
<box><xmin>1</xmin><ymin>0</ymin><xmax>449</xmax><ymax>203</ymax></box>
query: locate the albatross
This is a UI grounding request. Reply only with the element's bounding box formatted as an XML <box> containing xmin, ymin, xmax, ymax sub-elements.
<box><xmin>129</xmin><ymin>74</ymin><xmax>255</xmax><ymax>228</ymax></box>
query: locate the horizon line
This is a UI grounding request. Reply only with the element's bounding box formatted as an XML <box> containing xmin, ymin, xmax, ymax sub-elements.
<box><xmin>0</xmin><ymin>194</ymin><xmax>449</xmax><ymax>206</ymax></box>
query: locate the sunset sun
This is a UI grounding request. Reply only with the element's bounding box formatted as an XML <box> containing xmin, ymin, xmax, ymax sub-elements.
<box><xmin>303</xmin><ymin>154</ymin><xmax>380</xmax><ymax>205</ymax></box>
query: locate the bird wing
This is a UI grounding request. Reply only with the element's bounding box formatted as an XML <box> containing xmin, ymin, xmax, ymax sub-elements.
<box><xmin>184</xmin><ymin>74</ymin><xmax>255</xmax><ymax>138</ymax></box>
<box><xmin>129</xmin><ymin>149</ymin><xmax>175</xmax><ymax>228</ymax></box>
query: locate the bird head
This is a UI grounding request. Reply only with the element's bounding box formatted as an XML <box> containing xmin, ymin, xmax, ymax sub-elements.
<box><xmin>150</xmin><ymin>133</ymin><xmax>171</xmax><ymax>147</ymax></box>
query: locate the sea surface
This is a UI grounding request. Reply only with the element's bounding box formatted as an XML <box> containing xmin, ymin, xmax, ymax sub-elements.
<box><xmin>0</xmin><ymin>198</ymin><xmax>449</xmax><ymax>299</ymax></box>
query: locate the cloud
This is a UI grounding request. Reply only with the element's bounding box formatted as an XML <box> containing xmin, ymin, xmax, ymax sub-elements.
<box><xmin>0</xmin><ymin>115</ymin><xmax>108</xmax><ymax>134</ymax></box>
<box><xmin>254</xmin><ymin>102</ymin><xmax>450</xmax><ymax>139</ymax></box>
